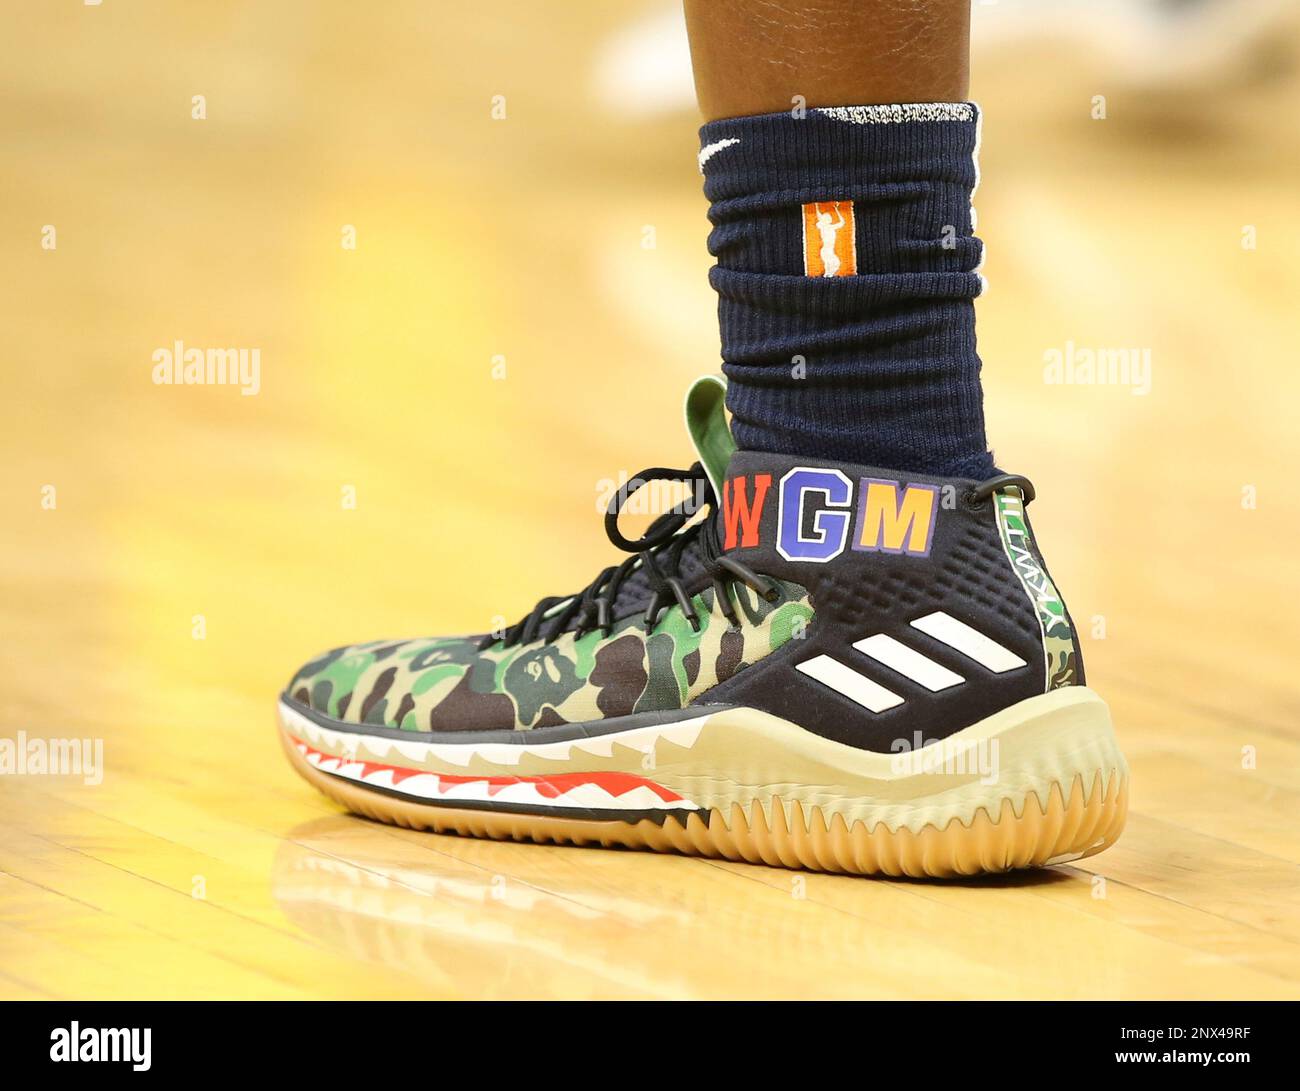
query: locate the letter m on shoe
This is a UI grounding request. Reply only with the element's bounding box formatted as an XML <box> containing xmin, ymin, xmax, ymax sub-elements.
<box><xmin>853</xmin><ymin>479</ymin><xmax>940</xmax><ymax>557</ymax></box>
<box><xmin>722</xmin><ymin>474</ymin><xmax>772</xmax><ymax>549</ymax></box>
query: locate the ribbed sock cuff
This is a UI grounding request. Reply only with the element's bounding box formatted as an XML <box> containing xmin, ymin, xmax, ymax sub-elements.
<box><xmin>700</xmin><ymin>102</ymin><xmax>982</xmax><ymax>281</ymax></box>
<box><xmin>698</xmin><ymin>103</ymin><xmax>994</xmax><ymax>479</ymax></box>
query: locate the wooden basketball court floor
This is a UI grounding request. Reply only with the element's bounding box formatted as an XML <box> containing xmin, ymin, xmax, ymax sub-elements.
<box><xmin>2</xmin><ymin>3</ymin><xmax>1298</xmax><ymax>1000</ymax></box>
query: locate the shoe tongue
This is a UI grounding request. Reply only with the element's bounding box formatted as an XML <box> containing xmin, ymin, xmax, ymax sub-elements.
<box><xmin>684</xmin><ymin>374</ymin><xmax>735</xmax><ymax>497</ymax></box>
<box><xmin>603</xmin><ymin>376</ymin><xmax>730</xmax><ymax>623</ymax></box>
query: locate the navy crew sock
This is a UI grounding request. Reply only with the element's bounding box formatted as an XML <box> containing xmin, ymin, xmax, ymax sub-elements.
<box><xmin>699</xmin><ymin>102</ymin><xmax>995</xmax><ymax>480</ymax></box>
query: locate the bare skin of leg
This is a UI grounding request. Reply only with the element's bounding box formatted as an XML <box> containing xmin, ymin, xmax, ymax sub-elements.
<box><xmin>683</xmin><ymin>0</ymin><xmax>971</xmax><ymax>121</ymax></box>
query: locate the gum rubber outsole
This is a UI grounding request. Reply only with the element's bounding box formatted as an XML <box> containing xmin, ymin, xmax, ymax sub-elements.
<box><xmin>280</xmin><ymin>727</ymin><xmax>1129</xmax><ymax>878</ymax></box>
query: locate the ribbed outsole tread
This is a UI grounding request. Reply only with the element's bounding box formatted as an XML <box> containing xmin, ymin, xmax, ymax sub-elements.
<box><xmin>283</xmin><ymin>731</ymin><xmax>1127</xmax><ymax>878</ymax></box>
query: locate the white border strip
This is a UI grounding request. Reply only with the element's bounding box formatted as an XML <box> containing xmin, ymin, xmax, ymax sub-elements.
<box><xmin>815</xmin><ymin>103</ymin><xmax>973</xmax><ymax>125</ymax></box>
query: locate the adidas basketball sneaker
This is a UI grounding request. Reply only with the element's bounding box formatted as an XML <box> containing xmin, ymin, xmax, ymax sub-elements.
<box><xmin>278</xmin><ymin>375</ymin><xmax>1127</xmax><ymax>877</ymax></box>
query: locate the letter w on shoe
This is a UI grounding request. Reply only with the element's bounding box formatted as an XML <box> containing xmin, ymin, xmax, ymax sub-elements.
<box><xmin>722</xmin><ymin>473</ymin><xmax>771</xmax><ymax>549</ymax></box>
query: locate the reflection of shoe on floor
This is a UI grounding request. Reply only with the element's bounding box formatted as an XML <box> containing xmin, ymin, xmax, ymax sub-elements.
<box><xmin>279</xmin><ymin>375</ymin><xmax>1127</xmax><ymax>878</ymax></box>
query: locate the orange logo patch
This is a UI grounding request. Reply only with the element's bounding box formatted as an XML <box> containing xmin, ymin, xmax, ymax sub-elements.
<box><xmin>802</xmin><ymin>200</ymin><xmax>856</xmax><ymax>277</ymax></box>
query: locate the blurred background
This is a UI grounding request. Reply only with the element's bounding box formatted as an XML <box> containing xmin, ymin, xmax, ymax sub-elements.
<box><xmin>3</xmin><ymin>0</ymin><xmax>1299</xmax><ymax>999</ymax></box>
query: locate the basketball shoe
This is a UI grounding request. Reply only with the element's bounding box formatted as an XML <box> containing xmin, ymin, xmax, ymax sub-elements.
<box><xmin>278</xmin><ymin>376</ymin><xmax>1128</xmax><ymax>877</ymax></box>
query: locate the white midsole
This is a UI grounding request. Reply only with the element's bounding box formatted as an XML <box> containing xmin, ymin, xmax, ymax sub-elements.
<box><xmin>278</xmin><ymin>687</ymin><xmax>1127</xmax><ymax>832</ymax></box>
<box><xmin>279</xmin><ymin>700</ymin><xmax>712</xmax><ymax>769</ymax></box>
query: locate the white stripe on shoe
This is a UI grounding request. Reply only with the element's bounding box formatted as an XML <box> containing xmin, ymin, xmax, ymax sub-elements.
<box><xmin>852</xmin><ymin>634</ymin><xmax>965</xmax><ymax>691</ymax></box>
<box><xmin>910</xmin><ymin>611</ymin><xmax>1027</xmax><ymax>673</ymax></box>
<box><xmin>795</xmin><ymin>655</ymin><xmax>904</xmax><ymax>713</ymax></box>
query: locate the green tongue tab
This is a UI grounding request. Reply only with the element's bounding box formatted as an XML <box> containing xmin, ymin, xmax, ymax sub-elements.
<box><xmin>683</xmin><ymin>373</ymin><xmax>735</xmax><ymax>496</ymax></box>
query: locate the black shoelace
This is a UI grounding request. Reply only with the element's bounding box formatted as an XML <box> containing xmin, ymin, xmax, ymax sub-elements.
<box><xmin>479</xmin><ymin>462</ymin><xmax>780</xmax><ymax>650</ymax></box>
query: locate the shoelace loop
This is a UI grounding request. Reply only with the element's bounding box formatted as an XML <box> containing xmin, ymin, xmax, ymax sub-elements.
<box><xmin>480</xmin><ymin>462</ymin><xmax>779</xmax><ymax>650</ymax></box>
<box><xmin>965</xmin><ymin>472</ymin><xmax>1036</xmax><ymax>506</ymax></box>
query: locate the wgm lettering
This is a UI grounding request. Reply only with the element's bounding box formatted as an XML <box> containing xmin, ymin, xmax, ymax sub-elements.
<box><xmin>721</xmin><ymin>469</ymin><xmax>940</xmax><ymax>561</ymax></box>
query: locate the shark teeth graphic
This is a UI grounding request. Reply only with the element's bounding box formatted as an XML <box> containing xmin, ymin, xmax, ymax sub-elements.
<box><xmin>289</xmin><ymin>738</ymin><xmax>701</xmax><ymax>812</ymax></box>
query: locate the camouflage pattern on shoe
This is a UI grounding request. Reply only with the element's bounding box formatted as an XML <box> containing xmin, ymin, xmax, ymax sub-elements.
<box><xmin>287</xmin><ymin>579</ymin><xmax>813</xmax><ymax>732</ymax></box>
<box><xmin>993</xmin><ymin>487</ymin><xmax>1079</xmax><ymax>690</ymax></box>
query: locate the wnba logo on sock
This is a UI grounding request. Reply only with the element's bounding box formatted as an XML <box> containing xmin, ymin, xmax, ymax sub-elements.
<box><xmin>802</xmin><ymin>200</ymin><xmax>856</xmax><ymax>277</ymax></box>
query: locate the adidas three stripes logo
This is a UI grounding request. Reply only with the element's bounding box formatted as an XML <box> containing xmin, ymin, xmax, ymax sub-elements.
<box><xmin>795</xmin><ymin>611</ymin><xmax>1027</xmax><ymax>713</ymax></box>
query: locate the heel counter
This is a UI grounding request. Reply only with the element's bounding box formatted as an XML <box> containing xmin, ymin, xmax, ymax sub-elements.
<box><xmin>991</xmin><ymin>487</ymin><xmax>1084</xmax><ymax>690</ymax></box>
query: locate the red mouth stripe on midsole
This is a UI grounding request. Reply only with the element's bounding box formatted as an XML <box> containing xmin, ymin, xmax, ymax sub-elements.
<box><xmin>291</xmin><ymin>737</ymin><xmax>685</xmax><ymax>803</ymax></box>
